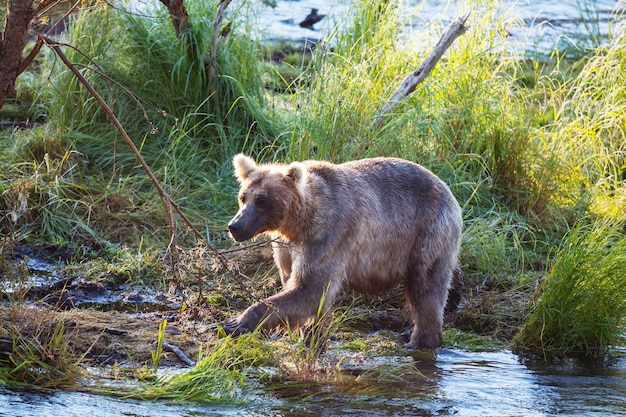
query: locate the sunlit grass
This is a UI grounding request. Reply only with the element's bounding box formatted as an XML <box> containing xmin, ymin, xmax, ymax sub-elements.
<box><xmin>127</xmin><ymin>332</ymin><xmax>273</xmax><ymax>403</ymax></box>
<box><xmin>513</xmin><ymin>214</ymin><xmax>626</xmax><ymax>359</ymax></box>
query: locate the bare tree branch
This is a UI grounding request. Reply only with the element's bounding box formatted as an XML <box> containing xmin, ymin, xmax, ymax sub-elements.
<box><xmin>373</xmin><ymin>13</ymin><xmax>470</xmax><ymax>129</ymax></box>
<box><xmin>43</xmin><ymin>35</ymin><xmax>186</xmax><ymax>286</ymax></box>
<box><xmin>42</xmin><ymin>36</ymin><xmax>253</xmax><ymax>293</ymax></box>
<box><xmin>208</xmin><ymin>0</ymin><xmax>232</xmax><ymax>95</ymax></box>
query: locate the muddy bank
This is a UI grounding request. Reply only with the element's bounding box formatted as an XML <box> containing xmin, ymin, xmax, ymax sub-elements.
<box><xmin>0</xmin><ymin>243</ymin><xmax>527</xmax><ymax>371</ymax></box>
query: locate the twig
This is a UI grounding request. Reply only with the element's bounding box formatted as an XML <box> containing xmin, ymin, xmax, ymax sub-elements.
<box><xmin>103</xmin><ymin>328</ymin><xmax>128</xmax><ymax>335</ymax></box>
<box><xmin>41</xmin><ymin>37</ymin><xmax>250</xmax><ymax>296</ymax></box>
<box><xmin>217</xmin><ymin>238</ymin><xmax>276</xmax><ymax>255</ymax></box>
<box><xmin>162</xmin><ymin>342</ymin><xmax>195</xmax><ymax>367</ymax></box>
<box><xmin>373</xmin><ymin>13</ymin><xmax>470</xmax><ymax>129</ymax></box>
<box><xmin>43</xmin><ymin>36</ymin><xmax>182</xmax><ymax>283</ymax></box>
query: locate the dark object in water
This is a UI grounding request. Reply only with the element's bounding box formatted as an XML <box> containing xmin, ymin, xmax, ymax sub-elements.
<box><xmin>299</xmin><ymin>8</ymin><xmax>325</xmax><ymax>30</ymax></box>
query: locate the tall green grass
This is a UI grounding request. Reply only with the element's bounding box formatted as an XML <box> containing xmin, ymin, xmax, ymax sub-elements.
<box><xmin>286</xmin><ymin>0</ymin><xmax>405</xmax><ymax>161</ymax></box>
<box><xmin>549</xmin><ymin>22</ymin><xmax>626</xmax><ymax>195</ymax></box>
<box><xmin>37</xmin><ymin>1</ymin><xmax>282</xmax><ymax>217</ymax></box>
<box><xmin>43</xmin><ymin>1</ymin><xmax>280</xmax><ymax>158</ymax></box>
<box><xmin>0</xmin><ymin>126</ymin><xmax>174</xmax><ymax>246</ymax></box>
<box><xmin>513</xmin><ymin>215</ymin><xmax>626</xmax><ymax>359</ymax></box>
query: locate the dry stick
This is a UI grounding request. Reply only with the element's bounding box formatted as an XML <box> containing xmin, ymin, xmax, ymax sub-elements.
<box><xmin>42</xmin><ymin>37</ymin><xmax>255</xmax><ymax>296</ymax></box>
<box><xmin>162</xmin><ymin>342</ymin><xmax>196</xmax><ymax>367</ymax></box>
<box><xmin>43</xmin><ymin>36</ymin><xmax>183</xmax><ymax>282</ymax></box>
<box><xmin>373</xmin><ymin>13</ymin><xmax>470</xmax><ymax>130</ymax></box>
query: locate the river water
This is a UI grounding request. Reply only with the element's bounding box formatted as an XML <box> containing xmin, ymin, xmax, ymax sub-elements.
<box><xmin>255</xmin><ymin>0</ymin><xmax>622</xmax><ymax>54</ymax></box>
<box><xmin>2</xmin><ymin>348</ymin><xmax>625</xmax><ymax>416</ymax></box>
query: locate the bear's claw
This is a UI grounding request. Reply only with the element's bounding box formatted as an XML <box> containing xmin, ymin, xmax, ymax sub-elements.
<box><xmin>210</xmin><ymin>318</ymin><xmax>250</xmax><ymax>337</ymax></box>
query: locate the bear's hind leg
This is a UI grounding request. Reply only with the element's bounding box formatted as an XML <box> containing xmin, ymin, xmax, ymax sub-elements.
<box><xmin>404</xmin><ymin>258</ymin><xmax>454</xmax><ymax>349</ymax></box>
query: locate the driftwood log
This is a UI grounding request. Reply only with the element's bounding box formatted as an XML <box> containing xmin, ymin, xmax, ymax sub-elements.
<box><xmin>373</xmin><ymin>13</ymin><xmax>470</xmax><ymax>129</ymax></box>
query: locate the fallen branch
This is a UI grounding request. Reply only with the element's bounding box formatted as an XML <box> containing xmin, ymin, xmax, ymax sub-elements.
<box><xmin>162</xmin><ymin>342</ymin><xmax>196</xmax><ymax>367</ymax></box>
<box><xmin>43</xmin><ymin>36</ymin><xmax>184</xmax><ymax>286</ymax></box>
<box><xmin>373</xmin><ymin>13</ymin><xmax>470</xmax><ymax>129</ymax></box>
<box><xmin>42</xmin><ymin>36</ymin><xmax>255</xmax><ymax>297</ymax></box>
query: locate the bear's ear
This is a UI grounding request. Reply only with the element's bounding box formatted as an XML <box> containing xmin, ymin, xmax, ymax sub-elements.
<box><xmin>285</xmin><ymin>162</ymin><xmax>307</xmax><ymax>186</ymax></box>
<box><xmin>233</xmin><ymin>154</ymin><xmax>257</xmax><ymax>181</ymax></box>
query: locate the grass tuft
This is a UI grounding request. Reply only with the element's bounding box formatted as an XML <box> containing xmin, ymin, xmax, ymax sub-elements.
<box><xmin>513</xmin><ymin>214</ymin><xmax>626</xmax><ymax>359</ymax></box>
<box><xmin>0</xmin><ymin>305</ymin><xmax>83</xmax><ymax>388</ymax></box>
<box><xmin>130</xmin><ymin>333</ymin><xmax>273</xmax><ymax>403</ymax></box>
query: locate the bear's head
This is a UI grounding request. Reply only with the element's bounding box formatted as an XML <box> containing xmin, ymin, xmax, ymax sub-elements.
<box><xmin>227</xmin><ymin>154</ymin><xmax>307</xmax><ymax>242</ymax></box>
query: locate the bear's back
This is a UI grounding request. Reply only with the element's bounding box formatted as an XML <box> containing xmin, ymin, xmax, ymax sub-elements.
<box><xmin>293</xmin><ymin>157</ymin><xmax>461</xmax><ymax>294</ymax></box>
<box><xmin>303</xmin><ymin>157</ymin><xmax>456</xmax><ymax>223</ymax></box>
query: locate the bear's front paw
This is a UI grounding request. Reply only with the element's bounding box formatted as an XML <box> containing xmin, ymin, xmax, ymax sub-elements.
<box><xmin>217</xmin><ymin>318</ymin><xmax>251</xmax><ymax>336</ymax></box>
<box><xmin>211</xmin><ymin>302</ymin><xmax>272</xmax><ymax>336</ymax></box>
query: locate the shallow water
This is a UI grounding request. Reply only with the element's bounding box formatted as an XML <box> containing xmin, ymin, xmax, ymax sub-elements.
<box><xmin>2</xmin><ymin>348</ymin><xmax>625</xmax><ymax>416</ymax></box>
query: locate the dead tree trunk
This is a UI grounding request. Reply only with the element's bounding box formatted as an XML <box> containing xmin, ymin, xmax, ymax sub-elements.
<box><xmin>0</xmin><ymin>0</ymin><xmax>36</xmax><ymax>110</ymax></box>
<box><xmin>158</xmin><ymin>0</ymin><xmax>189</xmax><ymax>38</ymax></box>
<box><xmin>373</xmin><ymin>14</ymin><xmax>470</xmax><ymax>129</ymax></box>
<box><xmin>207</xmin><ymin>0</ymin><xmax>232</xmax><ymax>95</ymax></box>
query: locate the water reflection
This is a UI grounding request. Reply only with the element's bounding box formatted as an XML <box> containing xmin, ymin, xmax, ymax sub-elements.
<box><xmin>434</xmin><ymin>350</ymin><xmax>543</xmax><ymax>417</ymax></box>
<box><xmin>263</xmin><ymin>349</ymin><xmax>626</xmax><ymax>416</ymax></box>
<box><xmin>525</xmin><ymin>355</ymin><xmax>626</xmax><ymax>416</ymax></box>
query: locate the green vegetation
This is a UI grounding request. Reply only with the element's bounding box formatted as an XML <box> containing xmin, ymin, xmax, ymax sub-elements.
<box><xmin>513</xmin><ymin>217</ymin><xmax>626</xmax><ymax>358</ymax></box>
<box><xmin>0</xmin><ymin>0</ymin><xmax>625</xmax><ymax>398</ymax></box>
<box><xmin>130</xmin><ymin>335</ymin><xmax>255</xmax><ymax>403</ymax></box>
<box><xmin>0</xmin><ymin>304</ymin><xmax>83</xmax><ymax>388</ymax></box>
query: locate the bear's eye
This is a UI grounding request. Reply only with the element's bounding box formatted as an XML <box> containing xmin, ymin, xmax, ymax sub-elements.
<box><xmin>255</xmin><ymin>195</ymin><xmax>270</xmax><ymax>209</ymax></box>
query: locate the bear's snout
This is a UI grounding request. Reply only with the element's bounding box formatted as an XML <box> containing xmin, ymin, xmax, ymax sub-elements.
<box><xmin>228</xmin><ymin>207</ymin><xmax>262</xmax><ymax>242</ymax></box>
<box><xmin>227</xmin><ymin>219</ymin><xmax>247</xmax><ymax>242</ymax></box>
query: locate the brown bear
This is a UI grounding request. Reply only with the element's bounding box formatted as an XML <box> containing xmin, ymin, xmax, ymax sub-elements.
<box><xmin>224</xmin><ymin>154</ymin><xmax>462</xmax><ymax>349</ymax></box>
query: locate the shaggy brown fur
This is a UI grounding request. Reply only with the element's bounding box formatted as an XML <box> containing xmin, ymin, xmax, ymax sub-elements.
<box><xmin>225</xmin><ymin>154</ymin><xmax>462</xmax><ymax>349</ymax></box>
